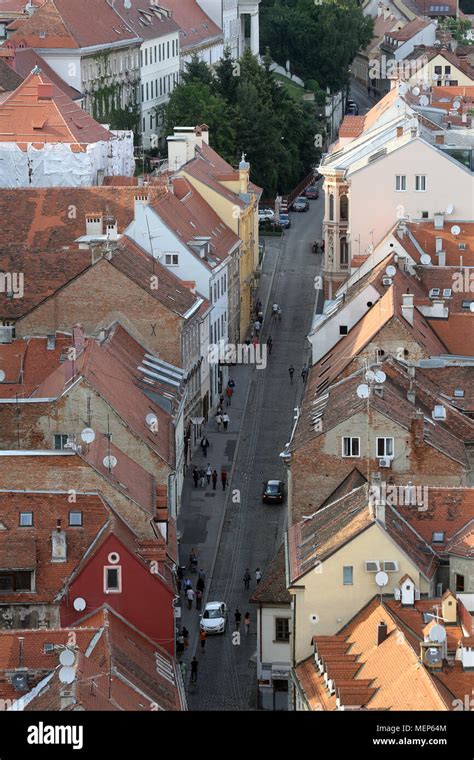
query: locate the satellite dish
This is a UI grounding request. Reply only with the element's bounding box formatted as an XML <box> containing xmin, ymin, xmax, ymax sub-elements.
<box><xmin>80</xmin><ymin>427</ymin><xmax>95</xmax><ymax>444</ymax></box>
<box><xmin>429</xmin><ymin>624</ymin><xmax>447</xmax><ymax>643</ymax></box>
<box><xmin>356</xmin><ymin>384</ymin><xmax>370</xmax><ymax>399</ymax></box>
<box><xmin>412</xmin><ymin>86</ymin><xmax>420</xmax><ymax>96</ymax></box>
<box><xmin>375</xmin><ymin>571</ymin><xmax>389</xmax><ymax>587</ymax></box>
<box><xmin>59</xmin><ymin>649</ymin><xmax>75</xmax><ymax>667</ymax></box>
<box><xmin>0</xmin><ymin>370</ymin><xmax>5</xmax><ymax>382</ymax></box>
<box><xmin>374</xmin><ymin>370</ymin><xmax>386</xmax><ymax>384</ymax></box>
<box><xmin>73</xmin><ymin>597</ymin><xmax>86</xmax><ymax>612</ymax></box>
<box><xmin>58</xmin><ymin>666</ymin><xmax>75</xmax><ymax>685</ymax></box>
<box><xmin>446</xmin><ymin>203</ymin><xmax>454</xmax><ymax>215</ymax></box>
<box><xmin>102</xmin><ymin>455</ymin><xmax>117</xmax><ymax>470</ymax></box>
<box><xmin>419</xmin><ymin>95</ymin><xmax>429</xmax><ymax>107</ymax></box>
<box><xmin>399</xmin><ymin>82</ymin><xmax>408</xmax><ymax>95</ymax></box>
<box><xmin>365</xmin><ymin>370</ymin><xmax>376</xmax><ymax>383</ymax></box>
<box><xmin>420</xmin><ymin>253</ymin><xmax>432</xmax><ymax>265</ymax></box>
<box><xmin>453</xmin><ymin>100</ymin><xmax>461</xmax><ymax>111</ymax></box>
<box><xmin>146</xmin><ymin>413</ymin><xmax>158</xmax><ymax>428</ymax></box>
<box><xmin>12</xmin><ymin>672</ymin><xmax>28</xmax><ymax>691</ymax></box>
<box><xmin>451</xmin><ymin>225</ymin><xmax>461</xmax><ymax>236</ymax></box>
<box><xmin>425</xmin><ymin>647</ymin><xmax>442</xmax><ymax>665</ymax></box>
<box><xmin>386</xmin><ymin>265</ymin><xmax>396</xmax><ymax>277</ymax></box>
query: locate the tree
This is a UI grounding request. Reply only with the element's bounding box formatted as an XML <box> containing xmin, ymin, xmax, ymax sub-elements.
<box><xmin>213</xmin><ymin>46</ymin><xmax>239</xmax><ymax>105</ymax></box>
<box><xmin>181</xmin><ymin>53</ymin><xmax>215</xmax><ymax>86</ymax></box>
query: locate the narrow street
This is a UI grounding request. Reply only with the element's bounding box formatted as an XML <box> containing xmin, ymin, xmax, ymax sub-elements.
<box><xmin>181</xmin><ymin>192</ymin><xmax>324</xmax><ymax>710</ymax></box>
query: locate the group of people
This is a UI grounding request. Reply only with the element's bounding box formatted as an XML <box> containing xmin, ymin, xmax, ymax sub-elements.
<box><xmin>234</xmin><ymin>608</ymin><xmax>251</xmax><ymax>635</ymax></box>
<box><xmin>192</xmin><ymin>465</ymin><xmax>229</xmax><ymax>491</ymax></box>
<box><xmin>182</xmin><ymin>561</ymin><xmax>206</xmax><ymax>611</ymax></box>
<box><xmin>288</xmin><ymin>364</ymin><xmax>309</xmax><ymax>385</ymax></box>
<box><xmin>243</xmin><ymin>567</ymin><xmax>262</xmax><ymax>589</ymax></box>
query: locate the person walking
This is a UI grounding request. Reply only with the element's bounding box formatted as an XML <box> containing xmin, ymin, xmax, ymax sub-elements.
<box><xmin>272</xmin><ymin>303</ymin><xmax>278</xmax><ymax>319</ymax></box>
<box><xmin>176</xmin><ymin>632</ymin><xmax>185</xmax><ymax>657</ymax></box>
<box><xmin>222</xmin><ymin>412</ymin><xmax>229</xmax><ymax>431</ymax></box>
<box><xmin>196</xmin><ymin>576</ymin><xmax>205</xmax><ymax>593</ymax></box>
<box><xmin>234</xmin><ymin>608</ymin><xmax>242</xmax><ymax>631</ymax></box>
<box><xmin>219</xmin><ymin>393</ymin><xmax>225</xmax><ymax>408</ymax></box>
<box><xmin>244</xmin><ymin>612</ymin><xmax>250</xmax><ymax>635</ymax></box>
<box><xmin>288</xmin><ymin>365</ymin><xmax>295</xmax><ymax>384</ymax></box>
<box><xmin>191</xmin><ymin>657</ymin><xmax>198</xmax><ymax>683</ymax></box>
<box><xmin>186</xmin><ymin>586</ymin><xmax>195</xmax><ymax>610</ymax></box>
<box><xmin>200</xmin><ymin>436</ymin><xmax>209</xmax><ymax>458</ymax></box>
<box><xmin>189</xmin><ymin>549</ymin><xmax>198</xmax><ymax>573</ymax></box>
<box><xmin>243</xmin><ymin>568</ymin><xmax>251</xmax><ymax>590</ymax></box>
<box><xmin>179</xmin><ymin>660</ymin><xmax>187</xmax><ymax>680</ymax></box>
<box><xmin>254</xmin><ymin>319</ymin><xmax>261</xmax><ymax>337</ymax></box>
<box><xmin>227</xmin><ymin>378</ymin><xmax>235</xmax><ymax>392</ymax></box>
<box><xmin>216</xmin><ymin>412</ymin><xmax>223</xmax><ymax>431</ymax></box>
<box><xmin>255</xmin><ymin>568</ymin><xmax>262</xmax><ymax>585</ymax></box>
<box><xmin>221</xmin><ymin>468</ymin><xmax>228</xmax><ymax>491</ymax></box>
<box><xmin>267</xmin><ymin>336</ymin><xmax>273</xmax><ymax>356</ymax></box>
<box><xmin>301</xmin><ymin>364</ymin><xmax>309</xmax><ymax>383</ymax></box>
<box><xmin>212</xmin><ymin>469</ymin><xmax>218</xmax><ymax>490</ymax></box>
<box><xmin>199</xmin><ymin>467</ymin><xmax>206</xmax><ymax>488</ymax></box>
<box><xmin>195</xmin><ymin>588</ymin><xmax>203</xmax><ymax>610</ymax></box>
<box><xmin>206</xmin><ymin>464</ymin><xmax>212</xmax><ymax>485</ymax></box>
<box><xmin>277</xmin><ymin>306</ymin><xmax>282</xmax><ymax>321</ymax></box>
<box><xmin>185</xmin><ymin>577</ymin><xmax>192</xmax><ymax>592</ymax></box>
<box><xmin>182</xmin><ymin>626</ymin><xmax>189</xmax><ymax>649</ymax></box>
<box><xmin>226</xmin><ymin>385</ymin><xmax>233</xmax><ymax>406</ymax></box>
<box><xmin>198</xmin><ymin>568</ymin><xmax>206</xmax><ymax>584</ymax></box>
<box><xmin>199</xmin><ymin>629</ymin><xmax>206</xmax><ymax>652</ymax></box>
<box><xmin>252</xmin><ymin>337</ymin><xmax>259</xmax><ymax>349</ymax></box>
<box><xmin>192</xmin><ymin>466</ymin><xmax>199</xmax><ymax>488</ymax></box>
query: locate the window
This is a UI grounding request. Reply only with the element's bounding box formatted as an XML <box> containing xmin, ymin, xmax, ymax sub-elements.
<box><xmin>154</xmin><ymin>45</ymin><xmax>157</xmax><ymax>63</ymax></box>
<box><xmin>432</xmin><ymin>531</ymin><xmax>445</xmax><ymax>543</ymax></box>
<box><xmin>151</xmin><ymin>80</ymin><xmax>154</xmax><ymax>98</ymax></box>
<box><xmin>145</xmin><ymin>49</ymin><xmax>148</xmax><ymax>66</ymax></box>
<box><xmin>342</xmin><ymin>437</ymin><xmax>360</xmax><ymax>457</ymax></box>
<box><xmin>159</xmin><ymin>44</ymin><xmax>162</xmax><ymax>62</ymax></box>
<box><xmin>343</xmin><ymin>566</ymin><xmax>353</xmax><ymax>585</ymax></box>
<box><xmin>165</xmin><ymin>254</ymin><xmax>179</xmax><ymax>266</ymax></box>
<box><xmin>444</xmin><ymin>66</ymin><xmax>451</xmax><ymax>75</ymax></box>
<box><xmin>223</xmin><ymin>273</ymin><xmax>226</xmax><ymax>293</ymax></box>
<box><xmin>415</xmin><ymin>175</ymin><xmax>426</xmax><ymax>191</ymax></box>
<box><xmin>140</xmin><ymin>50</ymin><xmax>143</xmax><ymax>67</ymax></box>
<box><xmin>340</xmin><ymin>195</ymin><xmax>348</xmax><ymax>221</ymax></box>
<box><xmin>462</xmin><ymin>300</ymin><xmax>473</xmax><ymax>309</ymax></box>
<box><xmin>150</xmin><ymin>114</ymin><xmax>153</xmax><ymax>129</ymax></box>
<box><xmin>434</xmin><ymin>65</ymin><xmax>442</xmax><ymax>75</ymax></box>
<box><xmin>19</xmin><ymin>512</ymin><xmax>33</xmax><ymax>527</ymax></box>
<box><xmin>141</xmin><ymin>84</ymin><xmax>144</xmax><ymax>101</ymax></box>
<box><xmin>395</xmin><ymin>175</ymin><xmax>406</xmax><ymax>191</ymax></box>
<box><xmin>54</xmin><ymin>434</ymin><xmax>69</xmax><ymax>450</ymax></box>
<box><xmin>69</xmin><ymin>511</ymin><xmax>83</xmax><ymax>526</ymax></box>
<box><xmin>455</xmin><ymin>573</ymin><xmax>464</xmax><ymax>592</ymax></box>
<box><xmin>329</xmin><ymin>194</ymin><xmax>334</xmax><ymax>220</ymax></box>
<box><xmin>454</xmin><ymin>389</ymin><xmax>465</xmax><ymax>398</ymax></box>
<box><xmin>376</xmin><ymin>437</ymin><xmax>394</xmax><ymax>458</ymax></box>
<box><xmin>275</xmin><ymin>618</ymin><xmax>290</xmax><ymax>641</ymax></box>
<box><xmin>160</xmin><ymin>78</ymin><xmax>163</xmax><ymax>96</ymax></box>
<box><xmin>340</xmin><ymin>237</ymin><xmax>348</xmax><ymax>268</ymax></box>
<box><xmin>339</xmin><ymin>325</ymin><xmax>348</xmax><ymax>335</ymax></box>
<box><xmin>167</xmin><ymin>41</ymin><xmax>170</xmax><ymax>58</ymax></box>
<box><xmin>146</xmin><ymin>82</ymin><xmax>149</xmax><ymax>101</ymax></box>
<box><xmin>0</xmin><ymin>571</ymin><xmax>32</xmax><ymax>592</ymax></box>
<box><xmin>104</xmin><ymin>566</ymin><xmax>122</xmax><ymax>593</ymax></box>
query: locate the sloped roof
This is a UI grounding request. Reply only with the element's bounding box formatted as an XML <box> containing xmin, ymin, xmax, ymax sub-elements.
<box><xmin>161</xmin><ymin>0</ymin><xmax>222</xmax><ymax>50</ymax></box>
<box><xmin>10</xmin><ymin>47</ymin><xmax>82</xmax><ymax>100</ymax></box>
<box><xmin>0</xmin><ymin>334</ymin><xmax>74</xmax><ymax>397</ymax></box>
<box><xmin>250</xmin><ymin>544</ymin><xmax>291</xmax><ymax>604</ymax></box>
<box><xmin>184</xmin><ymin>141</ymin><xmax>262</xmax><ymax>207</ymax></box>
<box><xmin>0</xmin><ymin>57</ymin><xmax>22</xmax><ymax>92</ymax></box>
<box><xmin>115</xmin><ymin>1</ymin><xmax>180</xmax><ymax>41</ymax></box>
<box><xmin>445</xmin><ymin>518</ymin><xmax>474</xmax><ymax>558</ymax></box>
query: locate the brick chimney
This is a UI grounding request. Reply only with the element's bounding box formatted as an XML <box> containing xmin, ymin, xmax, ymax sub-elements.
<box><xmin>51</xmin><ymin>519</ymin><xmax>67</xmax><ymax>563</ymax></box>
<box><xmin>410</xmin><ymin>411</ymin><xmax>424</xmax><ymax>446</ymax></box>
<box><xmin>401</xmin><ymin>292</ymin><xmax>414</xmax><ymax>326</ymax></box>
<box><xmin>72</xmin><ymin>324</ymin><xmax>85</xmax><ymax>357</ymax></box>
<box><xmin>37</xmin><ymin>83</ymin><xmax>53</xmax><ymax>100</ymax></box>
<box><xmin>377</xmin><ymin>621</ymin><xmax>388</xmax><ymax>646</ymax></box>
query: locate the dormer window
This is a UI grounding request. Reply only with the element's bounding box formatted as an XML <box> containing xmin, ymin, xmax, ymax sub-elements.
<box><xmin>432</xmin><ymin>531</ymin><xmax>445</xmax><ymax>543</ymax></box>
<box><xmin>454</xmin><ymin>389</ymin><xmax>464</xmax><ymax>398</ymax></box>
<box><xmin>19</xmin><ymin>512</ymin><xmax>33</xmax><ymax>527</ymax></box>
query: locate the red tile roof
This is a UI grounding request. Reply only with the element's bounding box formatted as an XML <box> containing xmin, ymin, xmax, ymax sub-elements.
<box><xmin>0</xmin><ymin>334</ymin><xmax>74</xmax><ymax>398</ymax></box>
<box><xmin>161</xmin><ymin>0</ymin><xmax>221</xmax><ymax>50</ymax></box>
<box><xmin>10</xmin><ymin>47</ymin><xmax>81</xmax><ymax>99</ymax></box>
<box><xmin>115</xmin><ymin>1</ymin><xmax>179</xmax><ymax>41</ymax></box>
<box><xmin>0</xmin><ymin>70</ymin><xmax>113</xmax><ymax>148</ymax></box>
<box><xmin>397</xmin><ymin>488</ymin><xmax>474</xmax><ymax>555</ymax></box>
<box><xmin>184</xmin><ymin>141</ymin><xmax>262</xmax><ymax>207</ymax></box>
<box><xmin>446</xmin><ymin>519</ymin><xmax>474</xmax><ymax>558</ymax></box>
<box><xmin>250</xmin><ymin>544</ymin><xmax>291</xmax><ymax>604</ymax></box>
<box><xmin>405</xmin><ymin>221</ymin><xmax>474</xmax><ymax>268</ymax></box>
<box><xmin>389</xmin><ymin>18</ymin><xmax>430</xmax><ymax>40</ymax></box>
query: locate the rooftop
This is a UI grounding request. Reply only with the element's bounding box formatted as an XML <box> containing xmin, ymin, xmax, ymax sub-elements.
<box><xmin>160</xmin><ymin>0</ymin><xmax>222</xmax><ymax>50</ymax></box>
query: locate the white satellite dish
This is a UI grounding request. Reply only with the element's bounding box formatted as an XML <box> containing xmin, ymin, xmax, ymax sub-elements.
<box><xmin>399</xmin><ymin>82</ymin><xmax>408</xmax><ymax>95</ymax></box>
<box><xmin>453</xmin><ymin>100</ymin><xmax>461</xmax><ymax>111</ymax></box>
<box><xmin>446</xmin><ymin>203</ymin><xmax>454</xmax><ymax>215</ymax></box>
<box><xmin>146</xmin><ymin>413</ymin><xmax>158</xmax><ymax>428</ymax></box>
<box><xmin>80</xmin><ymin>427</ymin><xmax>95</xmax><ymax>444</ymax></box>
<box><xmin>356</xmin><ymin>384</ymin><xmax>370</xmax><ymax>399</ymax></box>
<box><xmin>386</xmin><ymin>265</ymin><xmax>396</xmax><ymax>277</ymax></box>
<box><xmin>102</xmin><ymin>455</ymin><xmax>117</xmax><ymax>470</ymax></box>
<box><xmin>470</xmin><ymin>302</ymin><xmax>474</xmax><ymax>313</ymax></box>
<box><xmin>73</xmin><ymin>597</ymin><xmax>86</xmax><ymax>612</ymax></box>
<box><xmin>59</xmin><ymin>649</ymin><xmax>75</xmax><ymax>667</ymax></box>
<box><xmin>365</xmin><ymin>370</ymin><xmax>376</xmax><ymax>383</ymax></box>
<box><xmin>412</xmin><ymin>86</ymin><xmax>420</xmax><ymax>96</ymax></box>
<box><xmin>451</xmin><ymin>225</ymin><xmax>461</xmax><ymax>236</ymax></box>
<box><xmin>374</xmin><ymin>370</ymin><xmax>386</xmax><ymax>384</ymax></box>
<box><xmin>419</xmin><ymin>95</ymin><xmax>429</xmax><ymax>107</ymax></box>
<box><xmin>58</xmin><ymin>666</ymin><xmax>75</xmax><ymax>685</ymax></box>
<box><xmin>429</xmin><ymin>624</ymin><xmax>447</xmax><ymax>643</ymax></box>
<box><xmin>420</xmin><ymin>253</ymin><xmax>432</xmax><ymax>265</ymax></box>
<box><xmin>375</xmin><ymin>571</ymin><xmax>389</xmax><ymax>587</ymax></box>
<box><xmin>0</xmin><ymin>370</ymin><xmax>5</xmax><ymax>382</ymax></box>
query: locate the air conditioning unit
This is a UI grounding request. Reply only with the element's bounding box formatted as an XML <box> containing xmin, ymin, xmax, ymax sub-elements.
<box><xmin>379</xmin><ymin>458</ymin><xmax>391</xmax><ymax>468</ymax></box>
<box><xmin>365</xmin><ymin>560</ymin><xmax>381</xmax><ymax>572</ymax></box>
<box><xmin>429</xmin><ymin>288</ymin><xmax>440</xmax><ymax>299</ymax></box>
<box><xmin>382</xmin><ymin>276</ymin><xmax>392</xmax><ymax>286</ymax></box>
<box><xmin>383</xmin><ymin>560</ymin><xmax>399</xmax><ymax>572</ymax></box>
<box><xmin>0</xmin><ymin>326</ymin><xmax>14</xmax><ymax>344</ymax></box>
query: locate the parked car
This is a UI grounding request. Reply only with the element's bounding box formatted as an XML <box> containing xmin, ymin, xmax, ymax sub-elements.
<box><xmin>345</xmin><ymin>99</ymin><xmax>359</xmax><ymax>115</ymax></box>
<box><xmin>200</xmin><ymin>602</ymin><xmax>228</xmax><ymax>634</ymax></box>
<box><xmin>262</xmin><ymin>480</ymin><xmax>285</xmax><ymax>504</ymax></box>
<box><xmin>276</xmin><ymin>213</ymin><xmax>291</xmax><ymax>229</ymax></box>
<box><xmin>292</xmin><ymin>196</ymin><xmax>309</xmax><ymax>212</ymax></box>
<box><xmin>305</xmin><ymin>185</ymin><xmax>319</xmax><ymax>200</ymax></box>
<box><xmin>258</xmin><ymin>208</ymin><xmax>275</xmax><ymax>223</ymax></box>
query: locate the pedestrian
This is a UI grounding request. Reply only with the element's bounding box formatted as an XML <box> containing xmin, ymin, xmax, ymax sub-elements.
<box><xmin>192</xmin><ymin>466</ymin><xmax>199</xmax><ymax>488</ymax></box>
<box><xmin>252</xmin><ymin>337</ymin><xmax>259</xmax><ymax>349</ymax></box>
<box><xmin>272</xmin><ymin>303</ymin><xmax>278</xmax><ymax>318</ymax></box>
<box><xmin>186</xmin><ymin>586</ymin><xmax>195</xmax><ymax>610</ymax></box>
<box><xmin>234</xmin><ymin>608</ymin><xmax>242</xmax><ymax>630</ymax></box>
<box><xmin>182</xmin><ymin>626</ymin><xmax>189</xmax><ymax>649</ymax></box>
<box><xmin>196</xmin><ymin>576</ymin><xmax>205</xmax><ymax>593</ymax></box>
<box><xmin>189</xmin><ymin>549</ymin><xmax>198</xmax><ymax>573</ymax></box>
<box><xmin>216</xmin><ymin>412</ymin><xmax>223</xmax><ymax>431</ymax></box>
<box><xmin>191</xmin><ymin>657</ymin><xmax>198</xmax><ymax>683</ymax></box>
<box><xmin>277</xmin><ymin>307</ymin><xmax>282</xmax><ymax>321</ymax></box>
<box><xmin>177</xmin><ymin>577</ymin><xmax>182</xmax><ymax>595</ymax></box>
<box><xmin>255</xmin><ymin>567</ymin><xmax>262</xmax><ymax>584</ymax></box>
<box><xmin>206</xmin><ymin>464</ymin><xmax>212</xmax><ymax>485</ymax></box>
<box><xmin>200</xmin><ymin>629</ymin><xmax>206</xmax><ymax>651</ymax></box>
<box><xmin>228</xmin><ymin>377</ymin><xmax>235</xmax><ymax>392</ymax></box>
<box><xmin>199</xmin><ymin>467</ymin><xmax>206</xmax><ymax>488</ymax></box>
<box><xmin>222</xmin><ymin>412</ymin><xmax>229</xmax><ymax>430</ymax></box>
<box><xmin>200</xmin><ymin>435</ymin><xmax>209</xmax><ymax>457</ymax></box>
<box><xmin>256</xmin><ymin>298</ymin><xmax>262</xmax><ymax>315</ymax></box>
<box><xmin>185</xmin><ymin>577</ymin><xmax>192</xmax><ymax>591</ymax></box>
<box><xmin>257</xmin><ymin>310</ymin><xmax>264</xmax><ymax>324</ymax></box>
<box><xmin>196</xmin><ymin>588</ymin><xmax>203</xmax><ymax>610</ymax></box>
<box><xmin>221</xmin><ymin>468</ymin><xmax>228</xmax><ymax>491</ymax></box>
<box><xmin>212</xmin><ymin>469</ymin><xmax>218</xmax><ymax>490</ymax></box>
<box><xmin>267</xmin><ymin>336</ymin><xmax>273</xmax><ymax>355</ymax></box>
<box><xmin>219</xmin><ymin>393</ymin><xmax>225</xmax><ymax>407</ymax></box>
<box><xmin>217</xmin><ymin>403</ymin><xmax>223</xmax><ymax>415</ymax></box>
<box><xmin>254</xmin><ymin>319</ymin><xmax>261</xmax><ymax>337</ymax></box>
<box><xmin>244</xmin><ymin>612</ymin><xmax>250</xmax><ymax>635</ymax></box>
<box><xmin>226</xmin><ymin>385</ymin><xmax>233</xmax><ymax>406</ymax></box>
<box><xmin>180</xmin><ymin>660</ymin><xmax>187</xmax><ymax>679</ymax></box>
<box><xmin>301</xmin><ymin>364</ymin><xmax>309</xmax><ymax>383</ymax></box>
<box><xmin>288</xmin><ymin>365</ymin><xmax>295</xmax><ymax>384</ymax></box>
<box><xmin>243</xmin><ymin>568</ymin><xmax>251</xmax><ymax>590</ymax></box>
<box><xmin>198</xmin><ymin>567</ymin><xmax>206</xmax><ymax>583</ymax></box>
<box><xmin>177</xmin><ymin>632</ymin><xmax>184</xmax><ymax>656</ymax></box>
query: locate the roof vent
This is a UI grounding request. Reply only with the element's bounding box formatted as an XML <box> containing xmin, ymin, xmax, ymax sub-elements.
<box><xmin>432</xmin><ymin>404</ymin><xmax>446</xmax><ymax>420</ymax></box>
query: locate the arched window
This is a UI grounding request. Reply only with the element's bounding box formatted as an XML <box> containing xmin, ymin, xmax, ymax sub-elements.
<box><xmin>340</xmin><ymin>237</ymin><xmax>349</xmax><ymax>268</ymax></box>
<box><xmin>329</xmin><ymin>194</ymin><xmax>334</xmax><ymax>221</ymax></box>
<box><xmin>340</xmin><ymin>195</ymin><xmax>348</xmax><ymax>221</ymax></box>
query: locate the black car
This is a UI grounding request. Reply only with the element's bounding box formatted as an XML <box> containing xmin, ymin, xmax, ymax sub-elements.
<box><xmin>262</xmin><ymin>480</ymin><xmax>285</xmax><ymax>504</ymax></box>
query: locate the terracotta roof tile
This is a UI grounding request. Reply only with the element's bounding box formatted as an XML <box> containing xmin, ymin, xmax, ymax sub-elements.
<box><xmin>161</xmin><ymin>0</ymin><xmax>221</xmax><ymax>50</ymax></box>
<box><xmin>397</xmin><ymin>488</ymin><xmax>474</xmax><ymax>556</ymax></box>
<box><xmin>250</xmin><ymin>544</ymin><xmax>291</xmax><ymax>604</ymax></box>
<box><xmin>7</xmin><ymin>47</ymin><xmax>81</xmax><ymax>100</ymax></box>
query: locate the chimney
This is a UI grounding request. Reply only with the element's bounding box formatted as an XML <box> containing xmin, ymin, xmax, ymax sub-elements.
<box><xmin>194</xmin><ymin>125</ymin><xmax>203</xmax><ymax>149</ymax></box>
<box><xmin>435</xmin><ymin>237</ymin><xmax>443</xmax><ymax>253</ymax></box>
<box><xmin>51</xmin><ymin>520</ymin><xmax>67</xmax><ymax>563</ymax></box>
<box><xmin>377</xmin><ymin>621</ymin><xmax>388</xmax><ymax>646</ymax></box>
<box><xmin>37</xmin><ymin>83</ymin><xmax>52</xmax><ymax>100</ymax></box>
<box><xmin>396</xmin><ymin>126</ymin><xmax>403</xmax><ymax>138</ymax></box>
<box><xmin>85</xmin><ymin>213</ymin><xmax>103</xmax><ymax>237</ymax></box>
<box><xmin>60</xmin><ymin>685</ymin><xmax>76</xmax><ymax>710</ymax></box>
<box><xmin>410</xmin><ymin>411</ymin><xmax>424</xmax><ymax>446</ymax></box>
<box><xmin>407</xmin><ymin>383</ymin><xmax>416</xmax><ymax>404</ymax></box>
<box><xmin>434</xmin><ymin>213</ymin><xmax>444</xmax><ymax>229</ymax></box>
<box><xmin>437</xmin><ymin>250</ymin><xmax>446</xmax><ymax>267</ymax></box>
<box><xmin>104</xmin><ymin>216</ymin><xmax>118</xmax><ymax>241</ymax></box>
<box><xmin>200</xmin><ymin>124</ymin><xmax>209</xmax><ymax>145</ymax></box>
<box><xmin>435</xmin><ymin>134</ymin><xmax>445</xmax><ymax>145</ymax></box>
<box><xmin>72</xmin><ymin>324</ymin><xmax>85</xmax><ymax>357</ymax></box>
<box><xmin>401</xmin><ymin>292</ymin><xmax>414</xmax><ymax>325</ymax></box>
<box><xmin>377</xmin><ymin>3</ymin><xmax>383</xmax><ymax>16</ymax></box>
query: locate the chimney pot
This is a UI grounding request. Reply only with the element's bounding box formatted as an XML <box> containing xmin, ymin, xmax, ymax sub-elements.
<box><xmin>377</xmin><ymin>621</ymin><xmax>388</xmax><ymax>646</ymax></box>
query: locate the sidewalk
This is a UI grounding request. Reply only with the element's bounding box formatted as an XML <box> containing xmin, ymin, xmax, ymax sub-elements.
<box><xmin>176</xmin><ymin>238</ymin><xmax>280</xmax><ymax>687</ymax></box>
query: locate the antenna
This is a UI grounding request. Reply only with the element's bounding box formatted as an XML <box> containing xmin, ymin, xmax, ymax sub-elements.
<box><xmin>375</xmin><ymin>571</ymin><xmax>389</xmax><ymax>588</ymax></box>
<box><xmin>385</xmin><ymin>265</ymin><xmax>396</xmax><ymax>277</ymax></box>
<box><xmin>103</xmin><ymin>455</ymin><xmax>117</xmax><ymax>471</ymax></box>
<box><xmin>357</xmin><ymin>384</ymin><xmax>369</xmax><ymax>399</ymax></box>
<box><xmin>425</xmin><ymin>647</ymin><xmax>442</xmax><ymax>666</ymax></box>
<box><xmin>374</xmin><ymin>369</ymin><xmax>386</xmax><ymax>383</ymax></box>
<box><xmin>419</xmin><ymin>95</ymin><xmax>429</xmax><ymax>107</ymax></box>
<box><xmin>428</xmin><ymin>624</ymin><xmax>447</xmax><ymax>644</ymax></box>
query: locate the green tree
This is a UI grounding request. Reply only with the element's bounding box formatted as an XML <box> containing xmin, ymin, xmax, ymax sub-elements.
<box><xmin>181</xmin><ymin>53</ymin><xmax>215</xmax><ymax>86</ymax></box>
